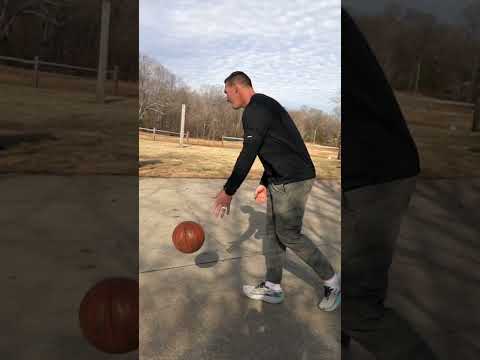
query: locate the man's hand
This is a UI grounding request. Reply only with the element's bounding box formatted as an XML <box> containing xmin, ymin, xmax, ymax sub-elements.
<box><xmin>213</xmin><ymin>190</ymin><xmax>233</xmax><ymax>218</ymax></box>
<box><xmin>254</xmin><ymin>185</ymin><xmax>267</xmax><ymax>204</ymax></box>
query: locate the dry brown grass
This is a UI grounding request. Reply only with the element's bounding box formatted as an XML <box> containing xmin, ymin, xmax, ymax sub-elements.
<box><xmin>407</xmin><ymin>125</ymin><xmax>480</xmax><ymax>178</ymax></box>
<box><xmin>2</xmin><ymin>77</ymin><xmax>477</xmax><ymax>179</ymax></box>
<box><xmin>0</xmin><ymin>82</ymin><xmax>137</xmax><ymax>174</ymax></box>
<box><xmin>397</xmin><ymin>92</ymin><xmax>473</xmax><ymax>130</ymax></box>
<box><xmin>0</xmin><ymin>64</ymin><xmax>138</xmax><ymax>98</ymax></box>
<box><xmin>139</xmin><ymin>92</ymin><xmax>480</xmax><ymax>180</ymax></box>
<box><xmin>139</xmin><ymin>133</ymin><xmax>340</xmax><ymax>179</ymax></box>
<box><xmin>397</xmin><ymin>92</ymin><xmax>480</xmax><ymax>178</ymax></box>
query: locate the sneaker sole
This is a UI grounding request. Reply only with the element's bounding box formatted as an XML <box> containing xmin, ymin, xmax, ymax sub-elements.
<box><xmin>243</xmin><ymin>288</ymin><xmax>284</xmax><ymax>304</ymax></box>
<box><xmin>319</xmin><ymin>293</ymin><xmax>341</xmax><ymax>312</ymax></box>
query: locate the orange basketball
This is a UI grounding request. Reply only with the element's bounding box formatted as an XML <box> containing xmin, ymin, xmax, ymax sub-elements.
<box><xmin>172</xmin><ymin>221</ymin><xmax>205</xmax><ymax>253</ymax></box>
<box><xmin>79</xmin><ymin>278</ymin><xmax>138</xmax><ymax>354</ymax></box>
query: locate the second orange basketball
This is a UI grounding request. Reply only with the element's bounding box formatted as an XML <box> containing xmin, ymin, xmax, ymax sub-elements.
<box><xmin>172</xmin><ymin>221</ymin><xmax>205</xmax><ymax>253</ymax></box>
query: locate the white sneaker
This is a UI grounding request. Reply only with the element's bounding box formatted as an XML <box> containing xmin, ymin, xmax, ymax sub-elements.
<box><xmin>243</xmin><ymin>281</ymin><xmax>284</xmax><ymax>304</ymax></box>
<box><xmin>318</xmin><ymin>285</ymin><xmax>341</xmax><ymax>311</ymax></box>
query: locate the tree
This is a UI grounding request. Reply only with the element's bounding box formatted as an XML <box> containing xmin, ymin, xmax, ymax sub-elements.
<box><xmin>0</xmin><ymin>0</ymin><xmax>69</xmax><ymax>40</ymax></box>
<box><xmin>139</xmin><ymin>54</ymin><xmax>176</xmax><ymax>125</ymax></box>
<box><xmin>139</xmin><ymin>55</ymin><xmax>341</xmax><ymax>143</ymax></box>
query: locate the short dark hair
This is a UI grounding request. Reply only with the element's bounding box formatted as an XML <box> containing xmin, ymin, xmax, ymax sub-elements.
<box><xmin>224</xmin><ymin>71</ymin><xmax>252</xmax><ymax>87</ymax></box>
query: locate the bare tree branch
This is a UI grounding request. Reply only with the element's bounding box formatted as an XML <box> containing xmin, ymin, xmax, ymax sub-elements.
<box><xmin>0</xmin><ymin>0</ymin><xmax>69</xmax><ymax>39</ymax></box>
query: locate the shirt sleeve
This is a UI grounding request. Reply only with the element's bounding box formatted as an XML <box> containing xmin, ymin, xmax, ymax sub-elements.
<box><xmin>223</xmin><ymin>104</ymin><xmax>272</xmax><ymax>195</ymax></box>
<box><xmin>259</xmin><ymin>170</ymin><xmax>269</xmax><ymax>187</ymax></box>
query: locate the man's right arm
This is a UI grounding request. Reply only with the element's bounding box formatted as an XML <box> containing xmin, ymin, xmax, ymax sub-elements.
<box><xmin>260</xmin><ymin>171</ymin><xmax>268</xmax><ymax>187</ymax></box>
<box><xmin>223</xmin><ymin>105</ymin><xmax>272</xmax><ymax>195</ymax></box>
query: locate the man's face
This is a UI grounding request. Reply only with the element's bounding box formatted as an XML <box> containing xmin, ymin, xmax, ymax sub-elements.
<box><xmin>224</xmin><ymin>83</ymin><xmax>241</xmax><ymax>109</ymax></box>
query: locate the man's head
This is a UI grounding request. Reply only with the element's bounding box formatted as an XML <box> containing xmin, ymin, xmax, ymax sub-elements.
<box><xmin>224</xmin><ymin>71</ymin><xmax>255</xmax><ymax>109</ymax></box>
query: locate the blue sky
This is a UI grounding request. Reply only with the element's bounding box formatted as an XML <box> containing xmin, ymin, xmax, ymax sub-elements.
<box><xmin>140</xmin><ymin>0</ymin><xmax>341</xmax><ymax>112</ymax></box>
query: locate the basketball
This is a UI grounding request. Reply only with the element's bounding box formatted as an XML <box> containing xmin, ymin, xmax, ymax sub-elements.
<box><xmin>79</xmin><ymin>278</ymin><xmax>139</xmax><ymax>353</ymax></box>
<box><xmin>172</xmin><ymin>221</ymin><xmax>205</xmax><ymax>253</ymax></box>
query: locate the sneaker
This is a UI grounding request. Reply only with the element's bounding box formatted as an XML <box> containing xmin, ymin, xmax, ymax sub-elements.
<box><xmin>318</xmin><ymin>285</ymin><xmax>341</xmax><ymax>311</ymax></box>
<box><xmin>243</xmin><ymin>281</ymin><xmax>284</xmax><ymax>304</ymax></box>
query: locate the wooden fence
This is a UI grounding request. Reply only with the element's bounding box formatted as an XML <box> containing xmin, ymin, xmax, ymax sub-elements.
<box><xmin>0</xmin><ymin>55</ymin><xmax>119</xmax><ymax>95</ymax></box>
<box><xmin>139</xmin><ymin>127</ymin><xmax>190</xmax><ymax>143</ymax></box>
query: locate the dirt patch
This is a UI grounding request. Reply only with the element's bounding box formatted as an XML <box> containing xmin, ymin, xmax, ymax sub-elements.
<box><xmin>140</xmin><ymin>159</ymin><xmax>164</xmax><ymax>167</ymax></box>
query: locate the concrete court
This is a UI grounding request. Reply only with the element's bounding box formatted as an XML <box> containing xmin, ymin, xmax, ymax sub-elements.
<box><xmin>140</xmin><ymin>177</ymin><xmax>480</xmax><ymax>360</ymax></box>
<box><xmin>139</xmin><ymin>178</ymin><xmax>342</xmax><ymax>360</ymax></box>
<box><xmin>2</xmin><ymin>175</ymin><xmax>477</xmax><ymax>359</ymax></box>
<box><xmin>344</xmin><ymin>178</ymin><xmax>480</xmax><ymax>360</ymax></box>
<box><xmin>1</xmin><ymin>175</ymin><xmax>139</xmax><ymax>360</ymax></box>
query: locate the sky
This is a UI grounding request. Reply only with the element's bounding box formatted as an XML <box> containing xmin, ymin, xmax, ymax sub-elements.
<box><xmin>139</xmin><ymin>0</ymin><xmax>341</xmax><ymax>112</ymax></box>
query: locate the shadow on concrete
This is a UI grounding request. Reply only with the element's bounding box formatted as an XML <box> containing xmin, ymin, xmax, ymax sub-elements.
<box><xmin>195</xmin><ymin>251</ymin><xmax>219</xmax><ymax>268</ymax></box>
<box><xmin>140</xmin><ymin>180</ymin><xmax>341</xmax><ymax>359</ymax></box>
<box><xmin>345</xmin><ymin>179</ymin><xmax>480</xmax><ymax>359</ymax></box>
<box><xmin>225</xmin><ymin>205</ymin><xmax>265</xmax><ymax>253</ymax></box>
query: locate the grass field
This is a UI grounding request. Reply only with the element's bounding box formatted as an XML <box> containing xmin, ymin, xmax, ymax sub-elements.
<box><xmin>139</xmin><ymin>92</ymin><xmax>480</xmax><ymax>179</ymax></box>
<box><xmin>397</xmin><ymin>92</ymin><xmax>480</xmax><ymax>178</ymax></box>
<box><xmin>0</xmin><ymin>82</ymin><xmax>137</xmax><ymax>174</ymax></box>
<box><xmin>0</xmin><ymin>64</ymin><xmax>138</xmax><ymax>98</ymax></box>
<box><xmin>1</xmin><ymin>71</ymin><xmax>478</xmax><ymax>179</ymax></box>
<box><xmin>139</xmin><ymin>133</ymin><xmax>340</xmax><ymax>179</ymax></box>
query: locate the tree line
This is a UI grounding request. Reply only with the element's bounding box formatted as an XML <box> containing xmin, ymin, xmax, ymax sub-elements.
<box><xmin>139</xmin><ymin>54</ymin><xmax>340</xmax><ymax>146</ymax></box>
<box><xmin>0</xmin><ymin>0</ymin><xmax>138</xmax><ymax>81</ymax></box>
<box><xmin>350</xmin><ymin>2</ymin><xmax>480</xmax><ymax>104</ymax></box>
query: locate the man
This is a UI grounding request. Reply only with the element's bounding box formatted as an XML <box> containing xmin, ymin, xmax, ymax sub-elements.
<box><xmin>212</xmin><ymin>71</ymin><xmax>340</xmax><ymax>311</ymax></box>
<box><xmin>342</xmin><ymin>8</ymin><xmax>437</xmax><ymax>359</ymax></box>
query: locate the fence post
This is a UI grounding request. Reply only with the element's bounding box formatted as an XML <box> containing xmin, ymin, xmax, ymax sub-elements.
<box><xmin>153</xmin><ymin>127</ymin><xmax>156</xmax><ymax>141</ymax></box>
<box><xmin>414</xmin><ymin>61</ymin><xmax>421</xmax><ymax>94</ymax></box>
<box><xmin>179</xmin><ymin>104</ymin><xmax>186</xmax><ymax>146</ymax></box>
<box><xmin>96</xmin><ymin>0</ymin><xmax>111</xmax><ymax>103</ymax></box>
<box><xmin>34</xmin><ymin>56</ymin><xmax>40</xmax><ymax>88</ymax></box>
<box><xmin>113</xmin><ymin>65</ymin><xmax>119</xmax><ymax>96</ymax></box>
<box><xmin>186</xmin><ymin>131</ymin><xmax>190</xmax><ymax>144</ymax></box>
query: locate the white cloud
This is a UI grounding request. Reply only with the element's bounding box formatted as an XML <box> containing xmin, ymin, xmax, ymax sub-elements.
<box><xmin>140</xmin><ymin>0</ymin><xmax>340</xmax><ymax>111</ymax></box>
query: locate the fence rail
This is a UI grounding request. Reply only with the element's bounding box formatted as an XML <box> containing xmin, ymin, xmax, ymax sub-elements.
<box><xmin>0</xmin><ymin>55</ymin><xmax>35</xmax><ymax>65</ymax></box>
<box><xmin>221</xmin><ymin>135</ymin><xmax>243</xmax><ymax>146</ymax></box>
<box><xmin>139</xmin><ymin>130</ymin><xmax>339</xmax><ymax>153</ymax></box>
<box><xmin>311</xmin><ymin>144</ymin><xmax>339</xmax><ymax>150</ymax></box>
<box><xmin>0</xmin><ymin>55</ymin><xmax>119</xmax><ymax>94</ymax></box>
<box><xmin>139</xmin><ymin>127</ymin><xmax>190</xmax><ymax>143</ymax></box>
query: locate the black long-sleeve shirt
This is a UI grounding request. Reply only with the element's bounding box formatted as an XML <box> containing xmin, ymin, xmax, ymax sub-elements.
<box><xmin>342</xmin><ymin>8</ymin><xmax>420</xmax><ymax>191</ymax></box>
<box><xmin>223</xmin><ymin>93</ymin><xmax>316</xmax><ymax>195</ymax></box>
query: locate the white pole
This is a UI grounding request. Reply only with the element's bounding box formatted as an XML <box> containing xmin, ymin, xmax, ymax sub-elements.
<box><xmin>96</xmin><ymin>0</ymin><xmax>111</xmax><ymax>103</ymax></box>
<box><xmin>180</xmin><ymin>104</ymin><xmax>186</xmax><ymax>146</ymax></box>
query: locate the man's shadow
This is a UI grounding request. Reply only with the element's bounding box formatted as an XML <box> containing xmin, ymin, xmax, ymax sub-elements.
<box><xmin>225</xmin><ymin>205</ymin><xmax>266</xmax><ymax>253</ymax></box>
<box><xmin>226</xmin><ymin>205</ymin><xmax>324</xmax><ymax>297</ymax></box>
<box><xmin>196</xmin><ymin>205</ymin><xmax>266</xmax><ymax>268</ymax></box>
